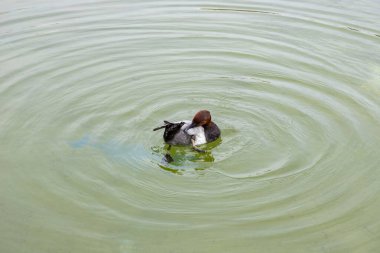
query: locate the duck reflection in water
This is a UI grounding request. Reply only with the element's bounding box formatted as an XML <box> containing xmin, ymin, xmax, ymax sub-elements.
<box><xmin>153</xmin><ymin>110</ymin><xmax>221</xmax><ymax>163</ymax></box>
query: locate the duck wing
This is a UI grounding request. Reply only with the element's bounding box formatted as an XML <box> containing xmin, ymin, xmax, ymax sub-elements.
<box><xmin>163</xmin><ymin>121</ymin><xmax>185</xmax><ymax>142</ymax></box>
<box><xmin>153</xmin><ymin>121</ymin><xmax>186</xmax><ymax>143</ymax></box>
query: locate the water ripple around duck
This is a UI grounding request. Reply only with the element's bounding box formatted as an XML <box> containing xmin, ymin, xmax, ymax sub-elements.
<box><xmin>1</xmin><ymin>0</ymin><xmax>380</xmax><ymax>252</ymax></box>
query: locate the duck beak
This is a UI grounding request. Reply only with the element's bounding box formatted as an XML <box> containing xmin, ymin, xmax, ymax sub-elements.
<box><xmin>187</xmin><ymin>122</ymin><xmax>197</xmax><ymax>130</ymax></box>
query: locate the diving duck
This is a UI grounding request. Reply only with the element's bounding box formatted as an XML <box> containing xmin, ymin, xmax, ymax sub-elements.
<box><xmin>153</xmin><ymin>110</ymin><xmax>221</xmax><ymax>152</ymax></box>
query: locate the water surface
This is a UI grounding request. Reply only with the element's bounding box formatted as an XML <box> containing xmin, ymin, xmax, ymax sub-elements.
<box><xmin>1</xmin><ymin>0</ymin><xmax>380</xmax><ymax>252</ymax></box>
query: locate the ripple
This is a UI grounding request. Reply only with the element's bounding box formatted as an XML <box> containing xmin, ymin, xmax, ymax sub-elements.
<box><xmin>1</xmin><ymin>0</ymin><xmax>380</xmax><ymax>252</ymax></box>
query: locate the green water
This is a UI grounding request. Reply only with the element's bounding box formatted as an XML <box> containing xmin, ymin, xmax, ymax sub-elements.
<box><xmin>1</xmin><ymin>0</ymin><xmax>380</xmax><ymax>252</ymax></box>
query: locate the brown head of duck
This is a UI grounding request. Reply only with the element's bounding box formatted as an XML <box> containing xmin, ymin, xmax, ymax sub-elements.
<box><xmin>187</xmin><ymin>110</ymin><xmax>212</xmax><ymax>130</ymax></box>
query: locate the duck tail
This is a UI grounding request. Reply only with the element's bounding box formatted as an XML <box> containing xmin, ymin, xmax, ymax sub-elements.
<box><xmin>153</xmin><ymin>125</ymin><xmax>166</xmax><ymax>131</ymax></box>
<box><xmin>153</xmin><ymin>121</ymin><xmax>172</xmax><ymax>131</ymax></box>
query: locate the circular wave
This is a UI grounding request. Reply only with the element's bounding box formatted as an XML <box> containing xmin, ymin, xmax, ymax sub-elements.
<box><xmin>1</xmin><ymin>0</ymin><xmax>380</xmax><ymax>252</ymax></box>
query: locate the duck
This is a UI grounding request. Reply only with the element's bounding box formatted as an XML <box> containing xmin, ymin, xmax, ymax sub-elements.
<box><xmin>153</xmin><ymin>110</ymin><xmax>221</xmax><ymax>152</ymax></box>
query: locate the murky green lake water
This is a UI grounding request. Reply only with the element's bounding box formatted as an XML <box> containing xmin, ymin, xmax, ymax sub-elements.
<box><xmin>1</xmin><ymin>0</ymin><xmax>380</xmax><ymax>252</ymax></box>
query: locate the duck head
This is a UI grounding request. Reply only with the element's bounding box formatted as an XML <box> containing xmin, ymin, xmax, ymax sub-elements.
<box><xmin>187</xmin><ymin>110</ymin><xmax>212</xmax><ymax>130</ymax></box>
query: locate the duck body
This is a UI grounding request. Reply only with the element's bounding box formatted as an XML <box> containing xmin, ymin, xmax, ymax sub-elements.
<box><xmin>163</xmin><ymin>120</ymin><xmax>206</xmax><ymax>146</ymax></box>
<box><xmin>154</xmin><ymin>110</ymin><xmax>221</xmax><ymax>147</ymax></box>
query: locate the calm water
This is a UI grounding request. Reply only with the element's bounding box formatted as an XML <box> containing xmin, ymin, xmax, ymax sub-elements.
<box><xmin>1</xmin><ymin>0</ymin><xmax>380</xmax><ymax>252</ymax></box>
